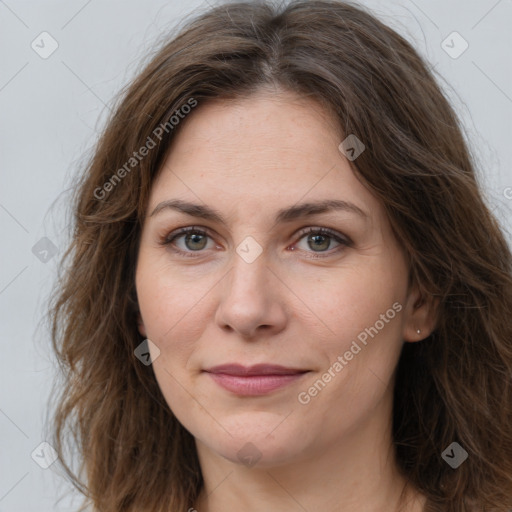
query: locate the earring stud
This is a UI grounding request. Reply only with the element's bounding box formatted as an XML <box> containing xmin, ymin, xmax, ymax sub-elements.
<box><xmin>417</xmin><ymin>329</ymin><xmax>421</xmax><ymax>334</ymax></box>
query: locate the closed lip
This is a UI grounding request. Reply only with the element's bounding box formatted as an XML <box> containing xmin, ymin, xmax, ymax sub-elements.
<box><xmin>204</xmin><ymin>364</ymin><xmax>309</xmax><ymax>376</ymax></box>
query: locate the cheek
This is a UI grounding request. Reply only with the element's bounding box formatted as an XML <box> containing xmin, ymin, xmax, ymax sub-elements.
<box><xmin>135</xmin><ymin>257</ymin><xmax>210</xmax><ymax>418</ymax></box>
<box><xmin>292</xmin><ymin>259</ymin><xmax>407</xmax><ymax>409</ymax></box>
<box><xmin>293</xmin><ymin>265</ymin><xmax>406</xmax><ymax>421</ymax></box>
<box><xmin>292</xmin><ymin>260</ymin><xmax>405</xmax><ymax>345</ymax></box>
<box><xmin>135</xmin><ymin>253</ymin><xmax>208</xmax><ymax>363</ymax></box>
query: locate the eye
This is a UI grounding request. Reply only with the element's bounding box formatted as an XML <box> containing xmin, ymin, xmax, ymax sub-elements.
<box><xmin>291</xmin><ymin>227</ymin><xmax>351</xmax><ymax>258</ymax></box>
<box><xmin>160</xmin><ymin>226</ymin><xmax>217</xmax><ymax>257</ymax></box>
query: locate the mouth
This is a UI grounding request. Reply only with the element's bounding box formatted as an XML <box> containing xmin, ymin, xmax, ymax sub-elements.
<box><xmin>203</xmin><ymin>364</ymin><xmax>310</xmax><ymax>396</ymax></box>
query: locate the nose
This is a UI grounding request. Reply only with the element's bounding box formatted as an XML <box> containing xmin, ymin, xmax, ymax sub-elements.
<box><xmin>214</xmin><ymin>251</ymin><xmax>288</xmax><ymax>340</ymax></box>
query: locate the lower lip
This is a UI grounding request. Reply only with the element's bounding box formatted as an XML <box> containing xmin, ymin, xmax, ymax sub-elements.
<box><xmin>206</xmin><ymin>372</ymin><xmax>307</xmax><ymax>395</ymax></box>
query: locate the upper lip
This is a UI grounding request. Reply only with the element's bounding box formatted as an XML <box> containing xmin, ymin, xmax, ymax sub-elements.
<box><xmin>204</xmin><ymin>364</ymin><xmax>309</xmax><ymax>376</ymax></box>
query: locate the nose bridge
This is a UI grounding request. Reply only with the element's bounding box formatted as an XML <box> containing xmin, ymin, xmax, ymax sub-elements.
<box><xmin>226</xmin><ymin>244</ymin><xmax>270</xmax><ymax>300</ymax></box>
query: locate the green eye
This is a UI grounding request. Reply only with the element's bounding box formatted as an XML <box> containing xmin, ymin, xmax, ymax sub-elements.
<box><xmin>293</xmin><ymin>227</ymin><xmax>351</xmax><ymax>259</ymax></box>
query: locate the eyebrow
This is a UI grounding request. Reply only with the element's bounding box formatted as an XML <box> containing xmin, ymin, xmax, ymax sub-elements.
<box><xmin>149</xmin><ymin>198</ymin><xmax>368</xmax><ymax>224</ymax></box>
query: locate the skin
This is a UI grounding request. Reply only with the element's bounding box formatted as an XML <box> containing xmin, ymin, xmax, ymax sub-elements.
<box><xmin>135</xmin><ymin>88</ymin><xmax>436</xmax><ymax>511</ymax></box>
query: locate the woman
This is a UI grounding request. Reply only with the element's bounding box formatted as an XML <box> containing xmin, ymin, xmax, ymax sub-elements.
<box><xmin>47</xmin><ymin>1</ymin><xmax>512</xmax><ymax>511</ymax></box>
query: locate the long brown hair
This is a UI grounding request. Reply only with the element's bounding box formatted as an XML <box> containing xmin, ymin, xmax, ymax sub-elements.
<box><xmin>46</xmin><ymin>1</ymin><xmax>512</xmax><ymax>510</ymax></box>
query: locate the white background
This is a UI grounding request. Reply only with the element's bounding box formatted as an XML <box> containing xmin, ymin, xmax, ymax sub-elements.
<box><xmin>1</xmin><ymin>0</ymin><xmax>511</xmax><ymax>510</ymax></box>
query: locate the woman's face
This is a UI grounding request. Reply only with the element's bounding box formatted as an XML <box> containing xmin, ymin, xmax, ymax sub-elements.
<box><xmin>135</xmin><ymin>90</ymin><xmax>425</xmax><ymax>468</ymax></box>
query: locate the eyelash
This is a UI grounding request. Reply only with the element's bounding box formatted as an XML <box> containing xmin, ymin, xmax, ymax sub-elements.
<box><xmin>159</xmin><ymin>226</ymin><xmax>352</xmax><ymax>259</ymax></box>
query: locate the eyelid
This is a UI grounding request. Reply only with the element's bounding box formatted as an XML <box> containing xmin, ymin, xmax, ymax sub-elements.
<box><xmin>161</xmin><ymin>225</ymin><xmax>213</xmax><ymax>244</ymax></box>
<box><xmin>295</xmin><ymin>226</ymin><xmax>352</xmax><ymax>245</ymax></box>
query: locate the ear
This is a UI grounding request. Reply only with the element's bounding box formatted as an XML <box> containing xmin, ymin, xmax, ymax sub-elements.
<box><xmin>137</xmin><ymin>312</ymin><xmax>147</xmax><ymax>338</ymax></box>
<box><xmin>402</xmin><ymin>283</ymin><xmax>439</xmax><ymax>342</ymax></box>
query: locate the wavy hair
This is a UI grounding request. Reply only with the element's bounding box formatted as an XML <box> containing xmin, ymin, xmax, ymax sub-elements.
<box><xmin>47</xmin><ymin>1</ymin><xmax>512</xmax><ymax>511</ymax></box>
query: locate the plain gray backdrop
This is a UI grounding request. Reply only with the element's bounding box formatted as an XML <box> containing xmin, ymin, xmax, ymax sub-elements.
<box><xmin>1</xmin><ymin>0</ymin><xmax>511</xmax><ymax>510</ymax></box>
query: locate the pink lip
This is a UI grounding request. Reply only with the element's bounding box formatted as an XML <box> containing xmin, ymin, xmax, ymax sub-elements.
<box><xmin>204</xmin><ymin>364</ymin><xmax>310</xmax><ymax>396</ymax></box>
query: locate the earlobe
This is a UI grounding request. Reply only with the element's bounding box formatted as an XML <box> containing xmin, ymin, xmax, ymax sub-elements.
<box><xmin>402</xmin><ymin>287</ymin><xmax>439</xmax><ymax>342</ymax></box>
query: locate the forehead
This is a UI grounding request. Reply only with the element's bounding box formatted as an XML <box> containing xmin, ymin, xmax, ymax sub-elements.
<box><xmin>148</xmin><ymin>90</ymin><xmax>383</xmax><ymax>224</ymax></box>
<box><xmin>162</xmin><ymin>90</ymin><xmax>342</xmax><ymax>167</ymax></box>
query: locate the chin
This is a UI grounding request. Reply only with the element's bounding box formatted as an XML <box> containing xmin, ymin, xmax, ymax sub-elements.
<box><xmin>194</xmin><ymin>420</ymin><xmax>312</xmax><ymax>469</ymax></box>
